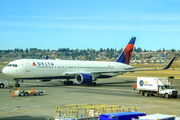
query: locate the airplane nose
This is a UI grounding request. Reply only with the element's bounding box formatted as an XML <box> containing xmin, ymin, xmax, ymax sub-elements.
<box><xmin>2</xmin><ymin>67</ymin><xmax>8</xmax><ymax>75</ymax></box>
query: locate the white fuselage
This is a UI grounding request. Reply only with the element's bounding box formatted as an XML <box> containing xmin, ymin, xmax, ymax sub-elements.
<box><xmin>2</xmin><ymin>59</ymin><xmax>131</xmax><ymax>79</ymax></box>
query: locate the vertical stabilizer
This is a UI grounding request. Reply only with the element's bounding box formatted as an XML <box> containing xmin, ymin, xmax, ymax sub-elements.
<box><xmin>115</xmin><ymin>37</ymin><xmax>136</xmax><ymax>64</ymax></box>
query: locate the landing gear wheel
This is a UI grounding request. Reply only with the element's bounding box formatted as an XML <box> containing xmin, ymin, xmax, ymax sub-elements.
<box><xmin>15</xmin><ymin>79</ymin><xmax>20</xmax><ymax>87</ymax></box>
<box><xmin>64</xmin><ymin>81</ymin><xmax>67</xmax><ymax>85</ymax></box>
<box><xmin>15</xmin><ymin>84</ymin><xmax>20</xmax><ymax>87</ymax></box>
<box><xmin>87</xmin><ymin>82</ymin><xmax>96</xmax><ymax>86</ymax></box>
<box><xmin>67</xmin><ymin>81</ymin><xmax>70</xmax><ymax>85</ymax></box>
<box><xmin>0</xmin><ymin>83</ymin><xmax>4</xmax><ymax>88</ymax></box>
<box><xmin>92</xmin><ymin>82</ymin><xmax>96</xmax><ymax>86</ymax></box>
<box><xmin>165</xmin><ymin>94</ymin><xmax>169</xmax><ymax>98</ymax></box>
<box><xmin>64</xmin><ymin>81</ymin><xmax>73</xmax><ymax>85</ymax></box>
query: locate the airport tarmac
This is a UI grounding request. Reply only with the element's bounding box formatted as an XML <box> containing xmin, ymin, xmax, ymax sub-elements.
<box><xmin>0</xmin><ymin>69</ymin><xmax>180</xmax><ymax>120</ymax></box>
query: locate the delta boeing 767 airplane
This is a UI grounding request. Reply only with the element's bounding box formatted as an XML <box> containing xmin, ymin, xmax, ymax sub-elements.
<box><xmin>2</xmin><ymin>37</ymin><xmax>175</xmax><ymax>87</ymax></box>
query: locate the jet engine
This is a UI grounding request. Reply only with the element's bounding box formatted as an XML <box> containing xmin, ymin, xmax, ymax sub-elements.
<box><xmin>75</xmin><ymin>73</ymin><xmax>97</xmax><ymax>84</ymax></box>
<box><xmin>37</xmin><ymin>79</ymin><xmax>51</xmax><ymax>82</ymax></box>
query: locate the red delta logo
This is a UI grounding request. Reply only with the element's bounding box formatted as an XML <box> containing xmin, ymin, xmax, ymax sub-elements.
<box><xmin>33</xmin><ymin>62</ymin><xmax>36</xmax><ymax>66</ymax></box>
<box><xmin>124</xmin><ymin>44</ymin><xmax>134</xmax><ymax>64</ymax></box>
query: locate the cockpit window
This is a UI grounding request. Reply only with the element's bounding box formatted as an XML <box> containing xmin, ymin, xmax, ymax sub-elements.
<box><xmin>7</xmin><ymin>64</ymin><xmax>18</xmax><ymax>67</ymax></box>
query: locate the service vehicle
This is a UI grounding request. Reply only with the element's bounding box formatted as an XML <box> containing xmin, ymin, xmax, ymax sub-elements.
<box><xmin>13</xmin><ymin>89</ymin><xmax>45</xmax><ymax>96</ymax></box>
<box><xmin>137</xmin><ymin>77</ymin><xmax>178</xmax><ymax>98</ymax></box>
<box><xmin>0</xmin><ymin>79</ymin><xmax>8</xmax><ymax>88</ymax></box>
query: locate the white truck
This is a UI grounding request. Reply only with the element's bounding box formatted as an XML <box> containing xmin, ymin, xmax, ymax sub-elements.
<box><xmin>137</xmin><ymin>77</ymin><xmax>178</xmax><ymax>98</ymax></box>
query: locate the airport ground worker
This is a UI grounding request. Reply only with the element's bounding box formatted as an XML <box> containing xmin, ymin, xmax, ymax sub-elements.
<box><xmin>133</xmin><ymin>84</ymin><xmax>136</xmax><ymax>91</ymax></box>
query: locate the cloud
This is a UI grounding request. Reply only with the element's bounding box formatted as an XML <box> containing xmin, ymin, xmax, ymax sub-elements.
<box><xmin>0</xmin><ymin>21</ymin><xmax>180</xmax><ymax>31</ymax></box>
<box><xmin>5</xmin><ymin>14</ymin><xmax>180</xmax><ymax>21</ymax></box>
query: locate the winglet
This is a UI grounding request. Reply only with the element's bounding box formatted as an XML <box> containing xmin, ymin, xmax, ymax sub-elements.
<box><xmin>115</xmin><ymin>37</ymin><xmax>136</xmax><ymax>64</ymax></box>
<box><xmin>164</xmin><ymin>57</ymin><xmax>176</xmax><ymax>69</ymax></box>
<box><xmin>45</xmin><ymin>56</ymin><xmax>49</xmax><ymax>60</ymax></box>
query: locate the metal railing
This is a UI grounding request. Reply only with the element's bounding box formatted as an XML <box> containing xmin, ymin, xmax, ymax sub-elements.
<box><xmin>54</xmin><ymin>104</ymin><xmax>137</xmax><ymax>120</ymax></box>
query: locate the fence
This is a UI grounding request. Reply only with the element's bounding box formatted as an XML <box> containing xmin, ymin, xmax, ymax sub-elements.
<box><xmin>54</xmin><ymin>104</ymin><xmax>137</xmax><ymax>120</ymax></box>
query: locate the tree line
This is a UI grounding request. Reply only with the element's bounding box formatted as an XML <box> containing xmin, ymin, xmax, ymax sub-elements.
<box><xmin>0</xmin><ymin>47</ymin><xmax>179</xmax><ymax>62</ymax></box>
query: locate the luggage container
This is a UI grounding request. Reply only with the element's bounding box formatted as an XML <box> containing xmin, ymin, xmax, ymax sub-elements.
<box><xmin>139</xmin><ymin>114</ymin><xmax>175</xmax><ymax>120</ymax></box>
<box><xmin>100</xmin><ymin>111</ymin><xmax>146</xmax><ymax>120</ymax></box>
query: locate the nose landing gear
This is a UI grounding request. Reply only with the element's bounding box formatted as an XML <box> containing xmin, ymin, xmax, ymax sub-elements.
<box><xmin>14</xmin><ymin>79</ymin><xmax>20</xmax><ymax>87</ymax></box>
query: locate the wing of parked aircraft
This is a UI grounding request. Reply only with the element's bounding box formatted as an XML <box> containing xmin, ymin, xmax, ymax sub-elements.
<box><xmin>64</xmin><ymin>57</ymin><xmax>176</xmax><ymax>75</ymax></box>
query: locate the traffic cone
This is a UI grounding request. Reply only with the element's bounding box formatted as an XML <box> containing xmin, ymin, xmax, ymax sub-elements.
<box><xmin>12</xmin><ymin>92</ymin><xmax>14</xmax><ymax>97</ymax></box>
<box><xmin>32</xmin><ymin>88</ymin><xmax>34</xmax><ymax>93</ymax></box>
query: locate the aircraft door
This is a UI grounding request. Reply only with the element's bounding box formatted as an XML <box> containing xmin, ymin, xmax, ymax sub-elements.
<box><xmin>159</xmin><ymin>86</ymin><xmax>165</xmax><ymax>94</ymax></box>
<box><xmin>26</xmin><ymin>63</ymin><xmax>30</xmax><ymax>72</ymax></box>
<box><xmin>15</xmin><ymin>67</ymin><xmax>18</xmax><ymax>75</ymax></box>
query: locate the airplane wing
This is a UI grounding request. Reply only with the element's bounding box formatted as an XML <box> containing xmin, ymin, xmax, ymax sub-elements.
<box><xmin>64</xmin><ymin>57</ymin><xmax>176</xmax><ymax>75</ymax></box>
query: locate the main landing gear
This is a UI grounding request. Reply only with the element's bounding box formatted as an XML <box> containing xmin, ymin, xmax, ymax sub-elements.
<box><xmin>64</xmin><ymin>79</ymin><xmax>73</xmax><ymax>85</ymax></box>
<box><xmin>14</xmin><ymin>79</ymin><xmax>20</xmax><ymax>87</ymax></box>
<box><xmin>87</xmin><ymin>82</ymin><xmax>96</xmax><ymax>86</ymax></box>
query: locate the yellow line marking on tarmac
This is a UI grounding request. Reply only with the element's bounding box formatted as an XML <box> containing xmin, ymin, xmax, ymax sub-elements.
<box><xmin>0</xmin><ymin>108</ymin><xmax>55</xmax><ymax>114</ymax></box>
<box><xmin>106</xmin><ymin>99</ymin><xmax>180</xmax><ymax>106</ymax></box>
<box><xmin>64</xmin><ymin>86</ymin><xmax>180</xmax><ymax>94</ymax></box>
<box><xmin>64</xmin><ymin>86</ymin><xmax>137</xmax><ymax>92</ymax></box>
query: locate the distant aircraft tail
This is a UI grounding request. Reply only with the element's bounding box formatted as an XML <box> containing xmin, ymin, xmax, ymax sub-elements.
<box><xmin>115</xmin><ymin>37</ymin><xmax>136</xmax><ymax>65</ymax></box>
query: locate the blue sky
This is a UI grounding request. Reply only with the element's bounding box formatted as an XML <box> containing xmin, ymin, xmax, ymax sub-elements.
<box><xmin>0</xmin><ymin>0</ymin><xmax>180</xmax><ymax>51</ymax></box>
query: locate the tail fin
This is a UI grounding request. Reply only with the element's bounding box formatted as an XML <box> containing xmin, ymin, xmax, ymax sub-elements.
<box><xmin>115</xmin><ymin>37</ymin><xmax>136</xmax><ymax>64</ymax></box>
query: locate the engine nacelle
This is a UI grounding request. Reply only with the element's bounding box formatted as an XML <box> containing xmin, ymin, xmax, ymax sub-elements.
<box><xmin>37</xmin><ymin>79</ymin><xmax>51</xmax><ymax>82</ymax></box>
<box><xmin>75</xmin><ymin>73</ymin><xmax>97</xmax><ymax>84</ymax></box>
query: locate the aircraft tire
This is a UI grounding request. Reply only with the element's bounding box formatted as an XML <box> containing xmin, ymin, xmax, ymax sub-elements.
<box><xmin>67</xmin><ymin>81</ymin><xmax>70</xmax><ymax>85</ymax></box>
<box><xmin>39</xmin><ymin>92</ymin><xmax>43</xmax><ymax>96</ymax></box>
<box><xmin>0</xmin><ymin>83</ymin><xmax>4</xmax><ymax>88</ymax></box>
<box><xmin>93</xmin><ymin>82</ymin><xmax>96</xmax><ymax>86</ymax></box>
<box><xmin>165</xmin><ymin>93</ymin><xmax>169</xmax><ymax>99</ymax></box>
<box><xmin>24</xmin><ymin>92</ymin><xmax>28</xmax><ymax>96</ymax></box>
<box><xmin>64</xmin><ymin>81</ymin><xmax>67</xmax><ymax>85</ymax></box>
<box><xmin>70</xmin><ymin>81</ymin><xmax>73</xmax><ymax>85</ymax></box>
<box><xmin>15</xmin><ymin>84</ymin><xmax>20</xmax><ymax>87</ymax></box>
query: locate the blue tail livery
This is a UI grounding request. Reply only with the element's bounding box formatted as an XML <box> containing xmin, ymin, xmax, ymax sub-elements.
<box><xmin>116</xmin><ymin>37</ymin><xmax>136</xmax><ymax>64</ymax></box>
